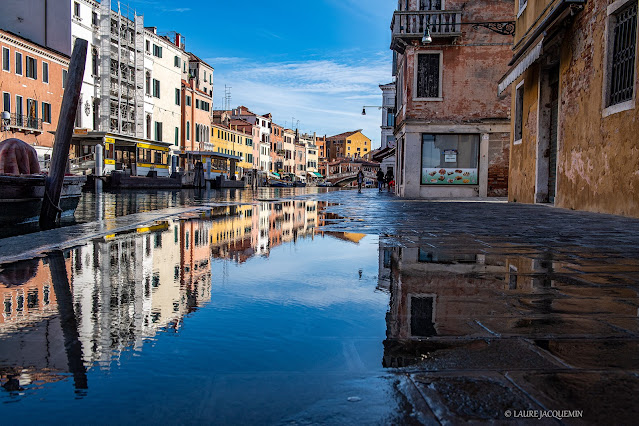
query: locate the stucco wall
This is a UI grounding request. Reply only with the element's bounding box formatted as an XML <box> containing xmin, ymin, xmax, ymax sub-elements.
<box><xmin>509</xmin><ymin>0</ymin><xmax>639</xmax><ymax>217</ymax></box>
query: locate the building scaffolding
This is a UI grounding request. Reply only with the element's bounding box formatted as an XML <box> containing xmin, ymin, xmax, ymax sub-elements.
<box><xmin>99</xmin><ymin>0</ymin><xmax>144</xmax><ymax>138</ymax></box>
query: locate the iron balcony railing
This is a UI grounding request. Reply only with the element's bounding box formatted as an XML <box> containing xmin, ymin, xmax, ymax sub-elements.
<box><xmin>6</xmin><ymin>113</ymin><xmax>43</xmax><ymax>131</ymax></box>
<box><xmin>391</xmin><ymin>10</ymin><xmax>462</xmax><ymax>53</ymax></box>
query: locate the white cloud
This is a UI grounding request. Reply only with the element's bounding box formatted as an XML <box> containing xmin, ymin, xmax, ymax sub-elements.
<box><xmin>214</xmin><ymin>56</ymin><xmax>393</xmax><ymax>146</ymax></box>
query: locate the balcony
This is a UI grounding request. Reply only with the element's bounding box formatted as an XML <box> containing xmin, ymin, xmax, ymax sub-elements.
<box><xmin>391</xmin><ymin>10</ymin><xmax>462</xmax><ymax>53</ymax></box>
<box><xmin>5</xmin><ymin>114</ymin><xmax>43</xmax><ymax>133</ymax></box>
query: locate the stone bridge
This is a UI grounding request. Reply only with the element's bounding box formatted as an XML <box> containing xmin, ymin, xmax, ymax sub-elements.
<box><xmin>326</xmin><ymin>171</ymin><xmax>378</xmax><ymax>187</ymax></box>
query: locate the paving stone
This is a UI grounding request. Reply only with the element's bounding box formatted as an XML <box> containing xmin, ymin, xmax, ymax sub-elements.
<box><xmin>531</xmin><ymin>339</ymin><xmax>639</xmax><ymax>370</ymax></box>
<box><xmin>507</xmin><ymin>371</ymin><xmax>639</xmax><ymax>425</ymax></box>
<box><xmin>384</xmin><ymin>338</ymin><xmax>563</xmax><ymax>371</ymax></box>
<box><xmin>410</xmin><ymin>372</ymin><xmax>549</xmax><ymax>424</ymax></box>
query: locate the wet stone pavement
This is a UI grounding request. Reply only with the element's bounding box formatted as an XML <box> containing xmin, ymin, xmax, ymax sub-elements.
<box><xmin>0</xmin><ymin>188</ymin><xmax>638</xmax><ymax>424</ymax></box>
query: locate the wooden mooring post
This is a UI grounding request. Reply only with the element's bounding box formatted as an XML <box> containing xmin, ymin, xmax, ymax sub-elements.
<box><xmin>40</xmin><ymin>39</ymin><xmax>88</xmax><ymax>229</ymax></box>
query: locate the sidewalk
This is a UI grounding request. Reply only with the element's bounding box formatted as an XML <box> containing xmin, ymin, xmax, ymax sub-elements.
<box><xmin>314</xmin><ymin>189</ymin><xmax>639</xmax><ymax>424</ymax></box>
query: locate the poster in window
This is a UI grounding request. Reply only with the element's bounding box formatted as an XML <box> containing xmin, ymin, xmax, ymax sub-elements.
<box><xmin>421</xmin><ymin>168</ymin><xmax>478</xmax><ymax>185</ymax></box>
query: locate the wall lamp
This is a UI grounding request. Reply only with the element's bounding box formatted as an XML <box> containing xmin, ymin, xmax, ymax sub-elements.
<box><xmin>362</xmin><ymin>106</ymin><xmax>383</xmax><ymax>116</ymax></box>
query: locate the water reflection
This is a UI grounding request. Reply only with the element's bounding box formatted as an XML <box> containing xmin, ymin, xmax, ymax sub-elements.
<box><xmin>0</xmin><ymin>199</ymin><xmax>335</xmax><ymax>395</ymax></box>
<box><xmin>381</xmin><ymin>245</ymin><xmax>639</xmax><ymax>369</ymax></box>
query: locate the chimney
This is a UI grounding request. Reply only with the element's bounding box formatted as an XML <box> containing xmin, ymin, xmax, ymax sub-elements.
<box><xmin>175</xmin><ymin>33</ymin><xmax>182</xmax><ymax>48</ymax></box>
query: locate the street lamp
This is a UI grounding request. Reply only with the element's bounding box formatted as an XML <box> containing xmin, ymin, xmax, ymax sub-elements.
<box><xmin>422</xmin><ymin>26</ymin><xmax>433</xmax><ymax>44</ymax></box>
<box><xmin>1</xmin><ymin>111</ymin><xmax>10</xmax><ymax>132</ymax></box>
<box><xmin>362</xmin><ymin>106</ymin><xmax>383</xmax><ymax>116</ymax></box>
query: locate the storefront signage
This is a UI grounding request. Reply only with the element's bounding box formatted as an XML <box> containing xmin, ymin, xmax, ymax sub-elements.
<box><xmin>444</xmin><ymin>150</ymin><xmax>457</xmax><ymax>163</ymax></box>
<box><xmin>421</xmin><ymin>168</ymin><xmax>478</xmax><ymax>185</ymax></box>
<box><xmin>105</xmin><ymin>137</ymin><xmax>115</xmax><ymax>144</ymax></box>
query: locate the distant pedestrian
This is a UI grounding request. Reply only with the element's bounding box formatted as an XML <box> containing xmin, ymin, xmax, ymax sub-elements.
<box><xmin>385</xmin><ymin>169</ymin><xmax>394</xmax><ymax>192</ymax></box>
<box><xmin>357</xmin><ymin>170</ymin><xmax>365</xmax><ymax>193</ymax></box>
<box><xmin>376</xmin><ymin>169</ymin><xmax>385</xmax><ymax>192</ymax></box>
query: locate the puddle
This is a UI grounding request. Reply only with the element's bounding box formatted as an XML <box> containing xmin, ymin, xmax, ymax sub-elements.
<box><xmin>1</xmin><ymin>195</ymin><xmax>639</xmax><ymax>422</ymax></box>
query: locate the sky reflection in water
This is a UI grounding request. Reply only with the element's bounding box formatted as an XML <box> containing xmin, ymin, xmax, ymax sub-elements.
<box><xmin>0</xmin><ymin>199</ymin><xmax>395</xmax><ymax>424</ymax></box>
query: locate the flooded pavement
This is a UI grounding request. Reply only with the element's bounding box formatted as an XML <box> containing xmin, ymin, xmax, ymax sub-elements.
<box><xmin>1</xmin><ymin>189</ymin><xmax>639</xmax><ymax>424</ymax></box>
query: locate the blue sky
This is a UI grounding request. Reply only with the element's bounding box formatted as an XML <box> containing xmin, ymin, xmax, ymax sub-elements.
<box><xmin>124</xmin><ymin>0</ymin><xmax>395</xmax><ymax>148</ymax></box>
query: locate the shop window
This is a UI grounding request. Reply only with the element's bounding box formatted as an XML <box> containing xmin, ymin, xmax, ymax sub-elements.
<box><xmin>606</xmin><ymin>0</ymin><xmax>637</xmax><ymax>108</ymax></box>
<box><xmin>416</xmin><ymin>52</ymin><xmax>441</xmax><ymax>99</ymax></box>
<box><xmin>420</xmin><ymin>134</ymin><xmax>479</xmax><ymax>185</ymax></box>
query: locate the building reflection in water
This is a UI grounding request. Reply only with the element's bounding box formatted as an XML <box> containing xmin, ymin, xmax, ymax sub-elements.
<box><xmin>0</xmin><ymin>199</ymin><xmax>322</xmax><ymax>394</ymax></box>
<box><xmin>380</xmin><ymin>245</ymin><xmax>575</xmax><ymax>368</ymax></box>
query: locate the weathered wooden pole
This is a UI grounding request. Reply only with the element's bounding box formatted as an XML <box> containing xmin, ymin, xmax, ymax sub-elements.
<box><xmin>40</xmin><ymin>38</ymin><xmax>88</xmax><ymax>229</ymax></box>
<box><xmin>48</xmin><ymin>250</ymin><xmax>88</xmax><ymax>390</ymax></box>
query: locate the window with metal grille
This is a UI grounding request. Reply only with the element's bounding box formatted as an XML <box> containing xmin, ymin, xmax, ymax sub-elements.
<box><xmin>608</xmin><ymin>2</ymin><xmax>637</xmax><ymax>106</ymax></box>
<box><xmin>514</xmin><ymin>82</ymin><xmax>524</xmax><ymax>141</ymax></box>
<box><xmin>416</xmin><ymin>53</ymin><xmax>440</xmax><ymax>99</ymax></box>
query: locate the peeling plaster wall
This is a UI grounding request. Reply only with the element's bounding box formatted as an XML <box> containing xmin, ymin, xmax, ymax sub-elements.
<box><xmin>509</xmin><ymin>0</ymin><xmax>639</xmax><ymax>217</ymax></box>
<box><xmin>509</xmin><ymin>66</ymin><xmax>540</xmax><ymax>204</ymax></box>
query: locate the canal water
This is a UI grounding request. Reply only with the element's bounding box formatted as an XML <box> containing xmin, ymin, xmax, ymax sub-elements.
<box><xmin>0</xmin><ymin>193</ymin><xmax>415</xmax><ymax>424</ymax></box>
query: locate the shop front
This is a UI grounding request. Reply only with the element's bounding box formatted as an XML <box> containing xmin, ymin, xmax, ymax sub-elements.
<box><xmin>70</xmin><ymin>132</ymin><xmax>172</xmax><ymax>177</ymax></box>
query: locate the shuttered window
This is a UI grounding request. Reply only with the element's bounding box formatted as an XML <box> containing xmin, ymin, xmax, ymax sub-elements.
<box><xmin>416</xmin><ymin>53</ymin><xmax>441</xmax><ymax>99</ymax></box>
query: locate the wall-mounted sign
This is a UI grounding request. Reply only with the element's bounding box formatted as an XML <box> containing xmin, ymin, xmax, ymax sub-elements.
<box><xmin>421</xmin><ymin>168</ymin><xmax>478</xmax><ymax>185</ymax></box>
<box><xmin>444</xmin><ymin>150</ymin><xmax>457</xmax><ymax>163</ymax></box>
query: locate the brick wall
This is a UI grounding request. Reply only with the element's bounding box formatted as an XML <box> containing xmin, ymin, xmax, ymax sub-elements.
<box><xmin>487</xmin><ymin>132</ymin><xmax>510</xmax><ymax>197</ymax></box>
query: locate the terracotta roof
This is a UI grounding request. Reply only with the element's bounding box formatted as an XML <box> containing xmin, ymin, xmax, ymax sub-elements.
<box><xmin>327</xmin><ymin>130</ymin><xmax>364</xmax><ymax>140</ymax></box>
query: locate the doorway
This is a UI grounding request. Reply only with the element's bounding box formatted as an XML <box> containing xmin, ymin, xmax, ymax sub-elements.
<box><xmin>535</xmin><ymin>64</ymin><xmax>560</xmax><ymax>204</ymax></box>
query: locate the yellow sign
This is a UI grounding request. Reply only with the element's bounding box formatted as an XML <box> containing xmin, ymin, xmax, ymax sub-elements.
<box><xmin>137</xmin><ymin>163</ymin><xmax>169</xmax><ymax>169</ymax></box>
<box><xmin>105</xmin><ymin>137</ymin><xmax>115</xmax><ymax>143</ymax></box>
<box><xmin>105</xmin><ymin>159</ymin><xmax>115</xmax><ymax>165</ymax></box>
<box><xmin>137</xmin><ymin>142</ymin><xmax>170</xmax><ymax>152</ymax></box>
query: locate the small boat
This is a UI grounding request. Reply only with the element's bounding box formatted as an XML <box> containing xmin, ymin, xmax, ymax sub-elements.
<box><xmin>270</xmin><ymin>180</ymin><xmax>292</xmax><ymax>187</ymax></box>
<box><xmin>0</xmin><ymin>174</ymin><xmax>87</xmax><ymax>225</ymax></box>
<box><xmin>293</xmin><ymin>181</ymin><xmax>306</xmax><ymax>187</ymax></box>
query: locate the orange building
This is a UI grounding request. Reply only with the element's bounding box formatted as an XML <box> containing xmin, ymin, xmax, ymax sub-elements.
<box><xmin>270</xmin><ymin>122</ymin><xmax>285</xmax><ymax>174</ymax></box>
<box><xmin>0</xmin><ymin>29</ymin><xmax>69</xmax><ymax>164</ymax></box>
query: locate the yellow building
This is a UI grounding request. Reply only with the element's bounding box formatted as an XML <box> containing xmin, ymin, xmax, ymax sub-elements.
<box><xmin>211</xmin><ymin>124</ymin><xmax>254</xmax><ymax>174</ymax></box>
<box><xmin>326</xmin><ymin>130</ymin><xmax>372</xmax><ymax>160</ymax></box>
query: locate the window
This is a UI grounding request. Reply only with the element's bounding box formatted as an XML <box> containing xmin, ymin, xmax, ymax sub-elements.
<box><xmin>204</xmin><ymin>70</ymin><xmax>206</xmax><ymax>81</ymax></box>
<box><xmin>152</xmin><ymin>79</ymin><xmax>160</xmax><ymax>98</ymax></box>
<box><xmin>146</xmin><ymin>71</ymin><xmax>151</xmax><ymax>95</ymax></box>
<box><xmin>416</xmin><ymin>53</ymin><xmax>441</xmax><ymax>99</ymax></box>
<box><xmin>175</xmin><ymin>88</ymin><xmax>180</xmax><ymax>105</ymax></box>
<box><xmin>421</xmin><ymin>134</ymin><xmax>479</xmax><ymax>185</ymax></box>
<box><xmin>196</xmin><ymin>99</ymin><xmax>200</xmax><ymax>109</ymax></box>
<box><xmin>74</xmin><ymin>2</ymin><xmax>80</xmax><ymax>17</ymax></box>
<box><xmin>175</xmin><ymin>127</ymin><xmax>179</xmax><ymax>146</ymax></box>
<box><xmin>15</xmin><ymin>95</ymin><xmax>23</xmax><ymax>124</ymax></box>
<box><xmin>42</xmin><ymin>61</ymin><xmax>49</xmax><ymax>83</ymax></box>
<box><xmin>25</xmin><ymin>56</ymin><xmax>37</xmax><ymax>79</ymax></box>
<box><xmin>186</xmin><ymin>121</ymin><xmax>190</xmax><ymax>140</ymax></box>
<box><xmin>26</xmin><ymin>98</ymin><xmax>38</xmax><ymax>127</ymax></box>
<box><xmin>518</xmin><ymin>0</ymin><xmax>528</xmax><ymax>14</ymax></box>
<box><xmin>154</xmin><ymin>121</ymin><xmax>162</xmax><ymax>141</ymax></box>
<box><xmin>152</xmin><ymin>44</ymin><xmax>162</xmax><ymax>58</ymax></box>
<box><xmin>62</xmin><ymin>69</ymin><xmax>68</xmax><ymax>88</ymax></box>
<box><xmin>186</xmin><ymin>96</ymin><xmax>191</xmax><ymax>106</ymax></box>
<box><xmin>42</xmin><ymin>102</ymin><xmax>51</xmax><ymax>123</ymax></box>
<box><xmin>146</xmin><ymin>40</ymin><xmax>150</xmax><ymax>53</ymax></box>
<box><xmin>92</xmin><ymin>11</ymin><xmax>98</xmax><ymax>26</ymax></box>
<box><xmin>607</xmin><ymin>1</ymin><xmax>637</xmax><ymax>107</ymax></box>
<box><xmin>2</xmin><ymin>47</ymin><xmax>9</xmax><ymax>72</ymax></box>
<box><xmin>2</xmin><ymin>92</ymin><xmax>10</xmax><ymax>112</ymax></box>
<box><xmin>174</xmin><ymin>56</ymin><xmax>180</xmax><ymax>68</ymax></box>
<box><xmin>514</xmin><ymin>80</ymin><xmax>524</xmax><ymax>142</ymax></box>
<box><xmin>91</xmin><ymin>48</ymin><xmax>98</xmax><ymax>75</ymax></box>
<box><xmin>15</xmin><ymin>52</ymin><xmax>22</xmax><ymax>75</ymax></box>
